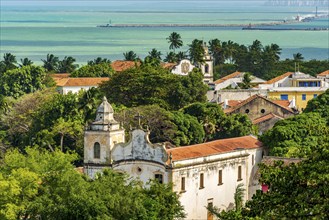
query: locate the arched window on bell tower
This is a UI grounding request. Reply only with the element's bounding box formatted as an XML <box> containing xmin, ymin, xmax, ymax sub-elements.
<box><xmin>205</xmin><ymin>64</ymin><xmax>209</xmax><ymax>74</ymax></box>
<box><xmin>94</xmin><ymin>142</ymin><xmax>100</xmax><ymax>159</ymax></box>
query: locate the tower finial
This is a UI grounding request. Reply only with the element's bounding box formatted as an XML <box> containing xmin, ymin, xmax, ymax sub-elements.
<box><xmin>103</xmin><ymin>96</ymin><xmax>108</xmax><ymax>102</ymax></box>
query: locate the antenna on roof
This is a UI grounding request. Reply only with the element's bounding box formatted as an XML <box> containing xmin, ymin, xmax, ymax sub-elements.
<box><xmin>297</xmin><ymin>63</ymin><xmax>300</xmax><ymax>72</ymax></box>
<box><xmin>294</xmin><ymin>62</ymin><xmax>297</xmax><ymax>73</ymax></box>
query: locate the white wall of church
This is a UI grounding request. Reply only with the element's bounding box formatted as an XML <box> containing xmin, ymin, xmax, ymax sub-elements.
<box><xmin>113</xmin><ymin>161</ymin><xmax>169</xmax><ymax>185</ymax></box>
<box><xmin>171</xmin><ymin>148</ymin><xmax>263</xmax><ymax>220</ymax></box>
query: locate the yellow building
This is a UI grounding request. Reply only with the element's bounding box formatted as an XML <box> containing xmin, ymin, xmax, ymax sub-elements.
<box><xmin>259</xmin><ymin>71</ymin><xmax>329</xmax><ymax>111</ymax></box>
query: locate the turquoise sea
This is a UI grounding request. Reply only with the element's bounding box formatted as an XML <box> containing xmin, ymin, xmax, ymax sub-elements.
<box><xmin>1</xmin><ymin>1</ymin><xmax>328</xmax><ymax>64</ymax></box>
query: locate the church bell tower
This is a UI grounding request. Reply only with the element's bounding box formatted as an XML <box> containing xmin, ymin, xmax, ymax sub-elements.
<box><xmin>83</xmin><ymin>97</ymin><xmax>125</xmax><ymax>178</ymax></box>
<box><xmin>201</xmin><ymin>42</ymin><xmax>214</xmax><ymax>84</ymax></box>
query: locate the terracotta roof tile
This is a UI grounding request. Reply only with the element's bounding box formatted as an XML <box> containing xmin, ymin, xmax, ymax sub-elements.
<box><xmin>318</xmin><ymin>70</ymin><xmax>329</xmax><ymax>76</ymax></box>
<box><xmin>111</xmin><ymin>60</ymin><xmax>140</xmax><ymax>72</ymax></box>
<box><xmin>214</xmin><ymin>71</ymin><xmax>242</xmax><ymax>84</ymax></box>
<box><xmin>167</xmin><ymin>136</ymin><xmax>262</xmax><ymax>162</ymax></box>
<box><xmin>263</xmin><ymin>72</ymin><xmax>293</xmax><ymax>84</ymax></box>
<box><xmin>252</xmin><ymin>113</ymin><xmax>283</xmax><ymax>124</ymax></box>
<box><xmin>161</xmin><ymin>62</ymin><xmax>177</xmax><ymax>69</ymax></box>
<box><xmin>50</xmin><ymin>73</ymin><xmax>71</xmax><ymax>78</ymax></box>
<box><xmin>225</xmin><ymin>94</ymin><xmax>295</xmax><ymax>114</ymax></box>
<box><xmin>272</xmin><ymin>100</ymin><xmax>290</xmax><ymax>108</ymax></box>
<box><xmin>56</xmin><ymin>77</ymin><xmax>109</xmax><ymax>87</ymax></box>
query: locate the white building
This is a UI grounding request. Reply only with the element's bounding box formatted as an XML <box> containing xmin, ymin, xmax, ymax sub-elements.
<box><xmin>84</xmin><ymin>98</ymin><xmax>264</xmax><ymax>219</ymax></box>
<box><xmin>171</xmin><ymin>43</ymin><xmax>214</xmax><ymax>84</ymax></box>
<box><xmin>51</xmin><ymin>74</ymin><xmax>109</xmax><ymax>94</ymax></box>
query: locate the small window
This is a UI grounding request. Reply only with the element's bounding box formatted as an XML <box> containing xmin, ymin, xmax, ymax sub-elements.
<box><xmin>94</xmin><ymin>142</ymin><xmax>100</xmax><ymax>159</ymax></box>
<box><xmin>252</xmin><ymin>155</ymin><xmax>255</xmax><ymax>165</ymax></box>
<box><xmin>181</xmin><ymin>177</ymin><xmax>186</xmax><ymax>191</ymax></box>
<box><xmin>261</xmin><ymin>109</ymin><xmax>265</xmax><ymax>114</ymax></box>
<box><xmin>237</xmin><ymin>166</ymin><xmax>242</xmax><ymax>181</ymax></box>
<box><xmin>313</xmin><ymin>94</ymin><xmax>318</xmax><ymax>98</ymax></box>
<box><xmin>302</xmin><ymin>94</ymin><xmax>306</xmax><ymax>101</ymax></box>
<box><xmin>205</xmin><ymin>64</ymin><xmax>209</xmax><ymax>74</ymax></box>
<box><xmin>154</xmin><ymin>174</ymin><xmax>163</xmax><ymax>184</ymax></box>
<box><xmin>245</xmin><ymin>109</ymin><xmax>250</xmax><ymax>114</ymax></box>
<box><xmin>218</xmin><ymin>170</ymin><xmax>223</xmax><ymax>185</ymax></box>
<box><xmin>200</xmin><ymin>173</ymin><xmax>204</xmax><ymax>189</ymax></box>
<box><xmin>280</xmin><ymin>94</ymin><xmax>288</xmax><ymax>100</ymax></box>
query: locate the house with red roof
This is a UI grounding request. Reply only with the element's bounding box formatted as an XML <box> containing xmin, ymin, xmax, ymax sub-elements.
<box><xmin>51</xmin><ymin>74</ymin><xmax>109</xmax><ymax>94</ymax></box>
<box><xmin>222</xmin><ymin>94</ymin><xmax>297</xmax><ymax>134</ymax></box>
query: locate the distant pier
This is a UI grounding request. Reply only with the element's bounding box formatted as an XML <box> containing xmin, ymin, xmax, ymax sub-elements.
<box><xmin>97</xmin><ymin>20</ymin><xmax>301</xmax><ymax>28</ymax></box>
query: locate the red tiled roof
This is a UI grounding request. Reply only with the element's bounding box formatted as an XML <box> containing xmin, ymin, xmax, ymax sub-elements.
<box><xmin>252</xmin><ymin>113</ymin><xmax>283</xmax><ymax>125</ymax></box>
<box><xmin>272</xmin><ymin>100</ymin><xmax>290</xmax><ymax>108</ymax></box>
<box><xmin>161</xmin><ymin>62</ymin><xmax>177</xmax><ymax>69</ymax></box>
<box><xmin>317</xmin><ymin>70</ymin><xmax>329</xmax><ymax>76</ymax></box>
<box><xmin>111</xmin><ymin>60</ymin><xmax>140</xmax><ymax>72</ymax></box>
<box><xmin>263</xmin><ymin>72</ymin><xmax>293</xmax><ymax>84</ymax></box>
<box><xmin>56</xmin><ymin>77</ymin><xmax>109</xmax><ymax>87</ymax></box>
<box><xmin>50</xmin><ymin>73</ymin><xmax>71</xmax><ymax>78</ymax></box>
<box><xmin>167</xmin><ymin>136</ymin><xmax>262</xmax><ymax>162</ymax></box>
<box><xmin>214</xmin><ymin>71</ymin><xmax>242</xmax><ymax>84</ymax></box>
<box><xmin>224</xmin><ymin>94</ymin><xmax>295</xmax><ymax>114</ymax></box>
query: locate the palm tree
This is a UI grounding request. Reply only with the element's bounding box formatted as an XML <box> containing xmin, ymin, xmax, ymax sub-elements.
<box><xmin>42</xmin><ymin>54</ymin><xmax>59</xmax><ymax>72</ymax></box>
<box><xmin>1</xmin><ymin>53</ymin><xmax>17</xmax><ymax>71</ymax></box>
<box><xmin>87</xmin><ymin>57</ymin><xmax>111</xmax><ymax>65</ymax></box>
<box><xmin>148</xmin><ymin>48</ymin><xmax>162</xmax><ymax>61</ymax></box>
<box><xmin>176</xmin><ymin>51</ymin><xmax>188</xmax><ymax>61</ymax></box>
<box><xmin>123</xmin><ymin>51</ymin><xmax>138</xmax><ymax>61</ymax></box>
<box><xmin>188</xmin><ymin>39</ymin><xmax>204</xmax><ymax>66</ymax></box>
<box><xmin>222</xmin><ymin>40</ymin><xmax>237</xmax><ymax>64</ymax></box>
<box><xmin>57</xmin><ymin>56</ymin><xmax>78</xmax><ymax>73</ymax></box>
<box><xmin>293</xmin><ymin>52</ymin><xmax>304</xmax><ymax>62</ymax></box>
<box><xmin>164</xmin><ymin>52</ymin><xmax>177</xmax><ymax>63</ymax></box>
<box><xmin>166</xmin><ymin>32</ymin><xmax>183</xmax><ymax>52</ymax></box>
<box><xmin>208</xmin><ymin>39</ymin><xmax>223</xmax><ymax>65</ymax></box>
<box><xmin>19</xmin><ymin>58</ymin><xmax>33</xmax><ymax>67</ymax></box>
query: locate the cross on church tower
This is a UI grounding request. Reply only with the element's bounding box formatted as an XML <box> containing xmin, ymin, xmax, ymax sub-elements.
<box><xmin>134</xmin><ymin>112</ymin><xmax>143</xmax><ymax>129</ymax></box>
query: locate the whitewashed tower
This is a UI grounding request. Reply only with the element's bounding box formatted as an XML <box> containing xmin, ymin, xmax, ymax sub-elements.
<box><xmin>83</xmin><ymin>97</ymin><xmax>125</xmax><ymax>178</ymax></box>
<box><xmin>201</xmin><ymin>42</ymin><xmax>214</xmax><ymax>83</ymax></box>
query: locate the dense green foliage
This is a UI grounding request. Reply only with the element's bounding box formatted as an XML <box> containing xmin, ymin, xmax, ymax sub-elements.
<box><xmin>261</xmin><ymin>90</ymin><xmax>329</xmax><ymax>158</ymax></box>
<box><xmin>0</xmin><ymin>148</ymin><xmax>185</xmax><ymax>220</ymax></box>
<box><xmin>243</xmin><ymin>140</ymin><xmax>329</xmax><ymax>219</ymax></box>
<box><xmin>70</xmin><ymin>62</ymin><xmax>114</xmax><ymax>77</ymax></box>
<box><xmin>100</xmin><ymin>66</ymin><xmax>208</xmax><ymax>110</ymax></box>
<box><xmin>0</xmin><ymin>65</ymin><xmax>54</xmax><ymax>98</ymax></box>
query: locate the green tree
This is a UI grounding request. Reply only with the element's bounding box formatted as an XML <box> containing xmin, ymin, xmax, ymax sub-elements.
<box><xmin>0</xmin><ymin>65</ymin><xmax>48</xmax><ymax>98</ymax></box>
<box><xmin>208</xmin><ymin>38</ymin><xmax>224</xmax><ymax>65</ymax></box>
<box><xmin>87</xmin><ymin>57</ymin><xmax>111</xmax><ymax>65</ymax></box>
<box><xmin>57</xmin><ymin>56</ymin><xmax>78</xmax><ymax>73</ymax></box>
<box><xmin>293</xmin><ymin>52</ymin><xmax>304</xmax><ymax>62</ymax></box>
<box><xmin>304</xmin><ymin>89</ymin><xmax>329</xmax><ymax>118</ymax></box>
<box><xmin>260</xmin><ymin>112</ymin><xmax>328</xmax><ymax>157</ymax></box>
<box><xmin>19</xmin><ymin>58</ymin><xmax>33</xmax><ymax>67</ymax></box>
<box><xmin>123</xmin><ymin>50</ymin><xmax>138</xmax><ymax>61</ymax></box>
<box><xmin>166</xmin><ymin>32</ymin><xmax>183</xmax><ymax>52</ymax></box>
<box><xmin>42</xmin><ymin>54</ymin><xmax>59</xmax><ymax>72</ymax></box>
<box><xmin>176</xmin><ymin>51</ymin><xmax>188</xmax><ymax>61</ymax></box>
<box><xmin>0</xmin><ymin>53</ymin><xmax>17</xmax><ymax>73</ymax></box>
<box><xmin>188</xmin><ymin>39</ymin><xmax>204</xmax><ymax>66</ymax></box>
<box><xmin>182</xmin><ymin>102</ymin><xmax>225</xmax><ymax>142</ymax></box>
<box><xmin>244</xmin><ymin>141</ymin><xmax>329</xmax><ymax>219</ymax></box>
<box><xmin>219</xmin><ymin>114</ymin><xmax>256</xmax><ymax>139</ymax></box>
<box><xmin>70</xmin><ymin>62</ymin><xmax>114</xmax><ymax>77</ymax></box>
<box><xmin>241</xmin><ymin>72</ymin><xmax>252</xmax><ymax>89</ymax></box>
<box><xmin>100</xmin><ymin>66</ymin><xmax>207</xmax><ymax>110</ymax></box>
<box><xmin>164</xmin><ymin>51</ymin><xmax>178</xmax><ymax>63</ymax></box>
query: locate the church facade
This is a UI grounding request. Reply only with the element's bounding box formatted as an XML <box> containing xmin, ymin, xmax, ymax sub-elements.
<box><xmin>84</xmin><ymin>98</ymin><xmax>264</xmax><ymax>219</ymax></box>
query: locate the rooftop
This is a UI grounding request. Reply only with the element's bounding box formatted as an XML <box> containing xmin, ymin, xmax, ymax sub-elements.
<box><xmin>252</xmin><ymin>113</ymin><xmax>283</xmax><ymax>124</ymax></box>
<box><xmin>263</xmin><ymin>72</ymin><xmax>294</xmax><ymax>84</ymax></box>
<box><xmin>214</xmin><ymin>71</ymin><xmax>242</xmax><ymax>84</ymax></box>
<box><xmin>318</xmin><ymin>70</ymin><xmax>329</xmax><ymax>77</ymax></box>
<box><xmin>167</xmin><ymin>136</ymin><xmax>262</xmax><ymax>162</ymax></box>
<box><xmin>111</xmin><ymin>60</ymin><xmax>140</xmax><ymax>72</ymax></box>
<box><xmin>56</xmin><ymin>77</ymin><xmax>109</xmax><ymax>87</ymax></box>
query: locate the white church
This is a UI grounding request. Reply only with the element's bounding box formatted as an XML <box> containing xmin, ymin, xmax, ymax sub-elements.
<box><xmin>84</xmin><ymin>97</ymin><xmax>264</xmax><ymax>220</ymax></box>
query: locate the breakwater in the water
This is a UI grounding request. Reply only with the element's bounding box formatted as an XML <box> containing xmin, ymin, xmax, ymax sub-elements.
<box><xmin>97</xmin><ymin>20</ymin><xmax>301</xmax><ymax>28</ymax></box>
